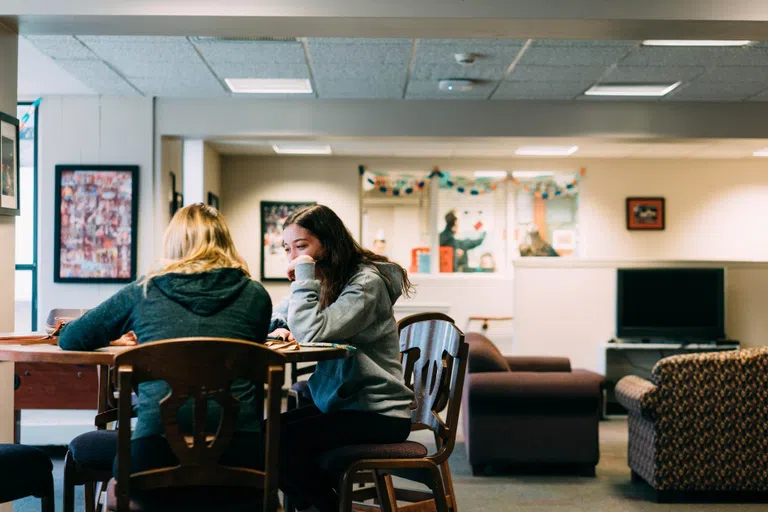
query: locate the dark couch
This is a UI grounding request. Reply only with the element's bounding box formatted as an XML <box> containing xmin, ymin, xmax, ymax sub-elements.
<box><xmin>461</xmin><ymin>333</ymin><xmax>605</xmax><ymax>475</ymax></box>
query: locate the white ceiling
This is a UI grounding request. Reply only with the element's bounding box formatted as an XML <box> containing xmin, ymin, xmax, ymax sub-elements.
<box><xmin>207</xmin><ymin>137</ymin><xmax>768</xmax><ymax>159</ymax></box>
<box><xmin>17</xmin><ymin>36</ymin><xmax>93</xmax><ymax>99</ymax></box>
<box><xmin>20</xmin><ymin>36</ymin><xmax>768</xmax><ymax>102</ymax></box>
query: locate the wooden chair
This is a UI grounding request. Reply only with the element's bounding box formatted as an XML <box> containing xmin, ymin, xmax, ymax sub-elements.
<box><xmin>0</xmin><ymin>444</ymin><xmax>55</xmax><ymax>512</ymax></box>
<box><xmin>105</xmin><ymin>338</ymin><xmax>285</xmax><ymax>512</ymax></box>
<box><xmin>320</xmin><ymin>312</ymin><xmax>468</xmax><ymax>512</ymax></box>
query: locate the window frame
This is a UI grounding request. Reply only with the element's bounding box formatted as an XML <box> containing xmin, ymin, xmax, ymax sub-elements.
<box><xmin>15</xmin><ymin>101</ymin><xmax>38</xmax><ymax>331</ymax></box>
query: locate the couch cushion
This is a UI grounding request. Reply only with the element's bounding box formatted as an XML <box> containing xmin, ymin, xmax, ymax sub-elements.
<box><xmin>466</xmin><ymin>333</ymin><xmax>509</xmax><ymax>373</ymax></box>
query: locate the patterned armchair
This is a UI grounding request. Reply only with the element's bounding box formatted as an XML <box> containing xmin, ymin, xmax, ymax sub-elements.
<box><xmin>615</xmin><ymin>347</ymin><xmax>768</xmax><ymax>500</ymax></box>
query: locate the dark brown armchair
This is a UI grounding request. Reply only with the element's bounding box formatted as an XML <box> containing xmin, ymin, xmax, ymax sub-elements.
<box><xmin>462</xmin><ymin>333</ymin><xmax>605</xmax><ymax>475</ymax></box>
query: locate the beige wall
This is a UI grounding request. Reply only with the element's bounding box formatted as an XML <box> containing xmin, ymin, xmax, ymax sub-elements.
<box><xmin>158</xmin><ymin>136</ymin><xmax>183</xmax><ymax>237</ymax></box>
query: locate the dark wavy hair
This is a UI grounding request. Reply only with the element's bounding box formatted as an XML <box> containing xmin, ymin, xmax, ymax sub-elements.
<box><xmin>284</xmin><ymin>204</ymin><xmax>414</xmax><ymax>308</ymax></box>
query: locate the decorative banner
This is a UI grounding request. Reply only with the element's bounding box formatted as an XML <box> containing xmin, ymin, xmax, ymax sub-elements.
<box><xmin>19</xmin><ymin>98</ymin><xmax>41</xmax><ymax>131</ymax></box>
<box><xmin>360</xmin><ymin>165</ymin><xmax>586</xmax><ymax>200</ymax></box>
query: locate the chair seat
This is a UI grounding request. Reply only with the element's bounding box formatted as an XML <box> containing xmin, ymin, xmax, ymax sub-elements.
<box><xmin>106</xmin><ymin>478</ymin><xmax>263</xmax><ymax>512</ymax></box>
<box><xmin>318</xmin><ymin>441</ymin><xmax>428</xmax><ymax>472</ymax></box>
<box><xmin>69</xmin><ymin>430</ymin><xmax>118</xmax><ymax>470</ymax></box>
<box><xmin>0</xmin><ymin>444</ymin><xmax>53</xmax><ymax>502</ymax></box>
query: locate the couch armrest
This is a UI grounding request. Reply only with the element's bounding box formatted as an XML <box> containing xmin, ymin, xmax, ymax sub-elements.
<box><xmin>615</xmin><ymin>375</ymin><xmax>657</xmax><ymax>418</ymax></box>
<box><xmin>468</xmin><ymin>371</ymin><xmax>602</xmax><ymax>412</ymax></box>
<box><xmin>504</xmin><ymin>356</ymin><xmax>571</xmax><ymax>372</ymax></box>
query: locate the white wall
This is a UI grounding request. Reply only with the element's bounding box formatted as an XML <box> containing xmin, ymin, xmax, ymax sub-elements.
<box><xmin>0</xmin><ymin>25</ymin><xmax>18</xmax><ymax>483</ymax></box>
<box><xmin>37</xmin><ymin>96</ymin><xmax>154</xmax><ymax>328</ymax></box>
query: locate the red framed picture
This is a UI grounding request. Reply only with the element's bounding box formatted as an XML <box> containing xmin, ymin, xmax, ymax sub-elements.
<box><xmin>626</xmin><ymin>197</ymin><xmax>665</xmax><ymax>230</ymax></box>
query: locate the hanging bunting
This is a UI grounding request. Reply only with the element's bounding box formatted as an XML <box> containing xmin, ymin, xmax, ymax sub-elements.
<box><xmin>359</xmin><ymin>165</ymin><xmax>586</xmax><ymax>199</ymax></box>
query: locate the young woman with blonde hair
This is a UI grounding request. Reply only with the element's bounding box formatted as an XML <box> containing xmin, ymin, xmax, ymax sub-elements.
<box><xmin>59</xmin><ymin>203</ymin><xmax>272</xmax><ymax>474</ymax></box>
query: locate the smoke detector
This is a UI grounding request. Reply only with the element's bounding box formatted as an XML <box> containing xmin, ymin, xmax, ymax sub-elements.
<box><xmin>438</xmin><ymin>79</ymin><xmax>475</xmax><ymax>92</ymax></box>
<box><xmin>454</xmin><ymin>53</ymin><xmax>478</xmax><ymax>66</ymax></box>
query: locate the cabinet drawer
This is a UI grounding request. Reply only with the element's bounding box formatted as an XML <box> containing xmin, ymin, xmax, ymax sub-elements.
<box><xmin>15</xmin><ymin>363</ymin><xmax>99</xmax><ymax>410</ymax></box>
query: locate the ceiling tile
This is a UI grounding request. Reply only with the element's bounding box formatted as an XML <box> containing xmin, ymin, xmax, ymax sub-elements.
<box><xmin>698</xmin><ymin>66</ymin><xmax>768</xmax><ymax>83</ymax></box>
<box><xmin>411</xmin><ymin>39</ymin><xmax>524</xmax><ymax>81</ymax></box>
<box><xmin>601</xmin><ymin>65</ymin><xmax>706</xmax><ymax>83</ymax></box>
<box><xmin>664</xmin><ymin>81</ymin><xmax>768</xmax><ymax>101</ymax></box>
<box><xmin>54</xmin><ymin>60</ymin><xmax>138</xmax><ymax>95</ymax></box>
<box><xmin>307</xmin><ymin>39</ymin><xmax>412</xmax><ymax>82</ymax></box>
<box><xmin>78</xmin><ymin>36</ymin><xmax>200</xmax><ymax>63</ymax></box>
<box><xmin>493</xmin><ymin>81</ymin><xmax>591</xmax><ymax>100</ymax></box>
<box><xmin>508</xmin><ymin>65</ymin><xmax>606</xmax><ymax>82</ymax></box>
<box><xmin>24</xmin><ymin>35</ymin><xmax>96</xmax><ymax>60</ymax></box>
<box><xmin>205</xmin><ymin>61</ymin><xmax>310</xmax><ymax>79</ymax></box>
<box><xmin>519</xmin><ymin>41</ymin><xmax>635</xmax><ymax>67</ymax></box>
<box><xmin>405</xmin><ymin>80</ymin><xmax>496</xmax><ymax>99</ymax></box>
<box><xmin>315</xmin><ymin>78</ymin><xmax>405</xmax><ymax>99</ymax></box>
<box><xmin>619</xmin><ymin>46</ymin><xmax>767</xmax><ymax>67</ymax></box>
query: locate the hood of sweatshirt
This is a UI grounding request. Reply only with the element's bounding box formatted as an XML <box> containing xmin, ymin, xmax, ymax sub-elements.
<box><xmin>371</xmin><ymin>262</ymin><xmax>404</xmax><ymax>305</ymax></box>
<box><xmin>151</xmin><ymin>267</ymin><xmax>251</xmax><ymax>316</ymax></box>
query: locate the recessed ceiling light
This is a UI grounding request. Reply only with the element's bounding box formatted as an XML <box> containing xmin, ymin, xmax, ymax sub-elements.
<box><xmin>753</xmin><ymin>148</ymin><xmax>768</xmax><ymax>157</ymax></box>
<box><xmin>584</xmin><ymin>82</ymin><xmax>681</xmax><ymax>97</ymax></box>
<box><xmin>642</xmin><ymin>40</ymin><xmax>752</xmax><ymax>47</ymax></box>
<box><xmin>473</xmin><ymin>170</ymin><xmax>508</xmax><ymax>178</ymax></box>
<box><xmin>225</xmin><ymin>78</ymin><xmax>313</xmax><ymax>94</ymax></box>
<box><xmin>272</xmin><ymin>143</ymin><xmax>332</xmax><ymax>155</ymax></box>
<box><xmin>512</xmin><ymin>171</ymin><xmax>556</xmax><ymax>179</ymax></box>
<box><xmin>515</xmin><ymin>146</ymin><xmax>579</xmax><ymax>156</ymax></box>
<box><xmin>438</xmin><ymin>79</ymin><xmax>474</xmax><ymax>92</ymax></box>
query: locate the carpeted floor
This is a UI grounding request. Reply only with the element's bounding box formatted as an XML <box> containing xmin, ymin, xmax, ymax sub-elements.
<box><xmin>14</xmin><ymin>418</ymin><xmax>768</xmax><ymax>511</ymax></box>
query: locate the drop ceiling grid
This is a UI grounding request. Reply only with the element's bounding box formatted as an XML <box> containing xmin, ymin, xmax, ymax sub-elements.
<box><xmin>21</xmin><ymin>36</ymin><xmax>768</xmax><ymax>101</ymax></box>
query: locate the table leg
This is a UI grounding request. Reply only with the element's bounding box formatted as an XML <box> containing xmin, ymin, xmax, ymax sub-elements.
<box><xmin>0</xmin><ymin>361</ymin><xmax>15</xmax><ymax>512</ymax></box>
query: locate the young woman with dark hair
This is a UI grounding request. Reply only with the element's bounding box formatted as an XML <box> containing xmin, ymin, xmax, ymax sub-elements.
<box><xmin>268</xmin><ymin>204</ymin><xmax>415</xmax><ymax>512</ymax></box>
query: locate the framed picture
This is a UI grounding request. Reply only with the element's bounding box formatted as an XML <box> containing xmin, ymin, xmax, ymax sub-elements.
<box><xmin>0</xmin><ymin>112</ymin><xmax>20</xmax><ymax>216</ymax></box>
<box><xmin>207</xmin><ymin>192</ymin><xmax>220</xmax><ymax>210</ymax></box>
<box><xmin>261</xmin><ymin>201</ymin><xmax>315</xmax><ymax>281</ymax></box>
<box><xmin>626</xmin><ymin>197</ymin><xmax>665</xmax><ymax>230</ymax></box>
<box><xmin>54</xmin><ymin>165</ymin><xmax>139</xmax><ymax>283</ymax></box>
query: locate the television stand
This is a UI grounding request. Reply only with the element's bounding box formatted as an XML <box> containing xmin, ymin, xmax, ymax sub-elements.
<box><xmin>603</xmin><ymin>340</ymin><xmax>739</xmax><ymax>416</ymax></box>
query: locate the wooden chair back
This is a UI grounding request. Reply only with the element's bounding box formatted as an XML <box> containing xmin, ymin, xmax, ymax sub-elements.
<box><xmin>113</xmin><ymin>338</ymin><xmax>285</xmax><ymax>512</ymax></box>
<box><xmin>397</xmin><ymin>313</ymin><xmax>468</xmax><ymax>465</ymax></box>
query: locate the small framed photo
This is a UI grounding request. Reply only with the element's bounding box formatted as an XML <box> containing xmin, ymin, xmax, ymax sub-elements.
<box><xmin>626</xmin><ymin>197</ymin><xmax>665</xmax><ymax>230</ymax></box>
<box><xmin>0</xmin><ymin>112</ymin><xmax>20</xmax><ymax>216</ymax></box>
<box><xmin>55</xmin><ymin>165</ymin><xmax>139</xmax><ymax>283</ymax></box>
<box><xmin>261</xmin><ymin>201</ymin><xmax>315</xmax><ymax>281</ymax></box>
<box><xmin>207</xmin><ymin>192</ymin><xmax>220</xmax><ymax>210</ymax></box>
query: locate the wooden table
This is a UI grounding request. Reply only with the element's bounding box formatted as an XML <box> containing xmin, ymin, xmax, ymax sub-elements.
<box><xmin>0</xmin><ymin>342</ymin><xmax>353</xmax><ymax>443</ymax></box>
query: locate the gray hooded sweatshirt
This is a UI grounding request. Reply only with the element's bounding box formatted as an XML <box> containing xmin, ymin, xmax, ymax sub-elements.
<box><xmin>271</xmin><ymin>261</ymin><xmax>414</xmax><ymax>419</ymax></box>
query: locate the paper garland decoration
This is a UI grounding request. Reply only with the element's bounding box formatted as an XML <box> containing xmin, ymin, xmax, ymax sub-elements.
<box><xmin>361</xmin><ymin>165</ymin><xmax>586</xmax><ymax>200</ymax></box>
<box><xmin>19</xmin><ymin>98</ymin><xmax>41</xmax><ymax>131</ymax></box>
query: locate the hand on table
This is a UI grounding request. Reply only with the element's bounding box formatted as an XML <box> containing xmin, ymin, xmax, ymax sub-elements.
<box><xmin>268</xmin><ymin>328</ymin><xmax>295</xmax><ymax>342</ymax></box>
<box><xmin>287</xmin><ymin>255</ymin><xmax>315</xmax><ymax>281</ymax></box>
<box><xmin>110</xmin><ymin>331</ymin><xmax>138</xmax><ymax>347</ymax></box>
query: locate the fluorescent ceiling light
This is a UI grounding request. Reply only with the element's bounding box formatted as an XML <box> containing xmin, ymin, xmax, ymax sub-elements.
<box><xmin>473</xmin><ymin>170</ymin><xmax>508</xmax><ymax>178</ymax></box>
<box><xmin>752</xmin><ymin>148</ymin><xmax>768</xmax><ymax>157</ymax></box>
<box><xmin>512</xmin><ymin>171</ymin><xmax>556</xmax><ymax>179</ymax></box>
<box><xmin>515</xmin><ymin>146</ymin><xmax>579</xmax><ymax>156</ymax></box>
<box><xmin>225</xmin><ymin>78</ymin><xmax>313</xmax><ymax>94</ymax></box>
<box><xmin>584</xmin><ymin>82</ymin><xmax>681</xmax><ymax>97</ymax></box>
<box><xmin>642</xmin><ymin>40</ymin><xmax>752</xmax><ymax>47</ymax></box>
<box><xmin>272</xmin><ymin>143</ymin><xmax>332</xmax><ymax>155</ymax></box>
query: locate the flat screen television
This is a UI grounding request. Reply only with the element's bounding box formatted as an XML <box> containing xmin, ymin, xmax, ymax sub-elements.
<box><xmin>616</xmin><ymin>268</ymin><xmax>725</xmax><ymax>340</ymax></box>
